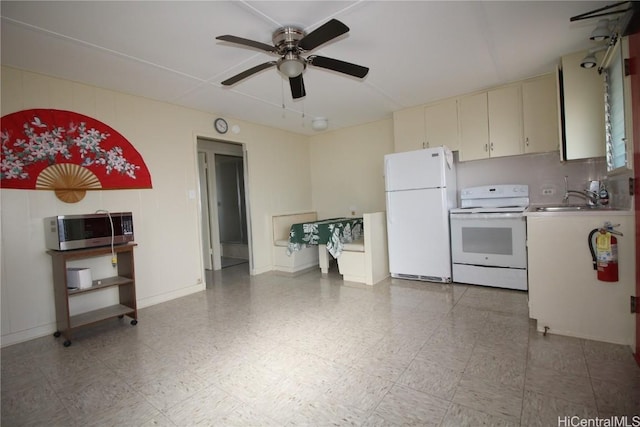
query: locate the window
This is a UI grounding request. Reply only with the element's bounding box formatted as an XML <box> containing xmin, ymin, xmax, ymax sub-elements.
<box><xmin>603</xmin><ymin>38</ymin><xmax>628</xmax><ymax>171</ymax></box>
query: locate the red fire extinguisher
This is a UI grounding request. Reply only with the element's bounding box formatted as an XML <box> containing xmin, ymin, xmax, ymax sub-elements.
<box><xmin>588</xmin><ymin>222</ymin><xmax>622</xmax><ymax>282</ymax></box>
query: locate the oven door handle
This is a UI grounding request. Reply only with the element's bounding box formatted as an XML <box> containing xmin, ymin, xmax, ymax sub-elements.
<box><xmin>450</xmin><ymin>212</ymin><xmax>525</xmax><ymax>220</ymax></box>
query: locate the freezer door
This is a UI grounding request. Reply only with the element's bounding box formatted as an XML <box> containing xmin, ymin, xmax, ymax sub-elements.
<box><xmin>384</xmin><ymin>147</ymin><xmax>449</xmax><ymax>191</ymax></box>
<box><xmin>386</xmin><ymin>188</ymin><xmax>452</xmax><ymax>280</ymax></box>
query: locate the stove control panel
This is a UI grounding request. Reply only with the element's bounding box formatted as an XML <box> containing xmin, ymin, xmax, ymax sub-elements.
<box><xmin>459</xmin><ymin>184</ymin><xmax>529</xmax><ymax>209</ymax></box>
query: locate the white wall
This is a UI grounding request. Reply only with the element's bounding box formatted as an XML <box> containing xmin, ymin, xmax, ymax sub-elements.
<box><xmin>0</xmin><ymin>67</ymin><xmax>312</xmax><ymax>346</ymax></box>
<box><xmin>308</xmin><ymin>119</ymin><xmax>394</xmax><ymax>219</ymax></box>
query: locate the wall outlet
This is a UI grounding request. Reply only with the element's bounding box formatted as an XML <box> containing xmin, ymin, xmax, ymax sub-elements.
<box><xmin>542</xmin><ymin>188</ymin><xmax>555</xmax><ymax>196</ymax></box>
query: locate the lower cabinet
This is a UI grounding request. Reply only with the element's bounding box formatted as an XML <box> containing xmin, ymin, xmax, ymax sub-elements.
<box><xmin>47</xmin><ymin>243</ymin><xmax>138</xmax><ymax>346</ymax></box>
<box><xmin>526</xmin><ymin>213</ymin><xmax>634</xmax><ymax>345</ymax></box>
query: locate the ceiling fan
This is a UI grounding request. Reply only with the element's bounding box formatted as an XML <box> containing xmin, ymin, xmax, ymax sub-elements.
<box><xmin>216</xmin><ymin>19</ymin><xmax>369</xmax><ymax>99</ymax></box>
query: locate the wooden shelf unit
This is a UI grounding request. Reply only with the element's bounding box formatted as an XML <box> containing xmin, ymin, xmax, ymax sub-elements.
<box><xmin>47</xmin><ymin>243</ymin><xmax>138</xmax><ymax>346</ymax></box>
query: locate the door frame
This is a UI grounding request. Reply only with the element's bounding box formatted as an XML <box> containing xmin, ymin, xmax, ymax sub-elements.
<box><xmin>629</xmin><ymin>30</ymin><xmax>640</xmax><ymax>366</ymax></box>
<box><xmin>196</xmin><ymin>138</ymin><xmax>252</xmax><ymax>273</ymax></box>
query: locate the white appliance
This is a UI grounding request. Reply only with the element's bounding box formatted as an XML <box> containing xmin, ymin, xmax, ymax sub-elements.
<box><xmin>449</xmin><ymin>184</ymin><xmax>529</xmax><ymax>290</ymax></box>
<box><xmin>384</xmin><ymin>146</ymin><xmax>457</xmax><ymax>283</ymax></box>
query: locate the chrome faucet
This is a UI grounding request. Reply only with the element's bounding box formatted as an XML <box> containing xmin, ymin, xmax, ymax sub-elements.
<box><xmin>563</xmin><ymin>176</ymin><xmax>599</xmax><ymax>205</ymax></box>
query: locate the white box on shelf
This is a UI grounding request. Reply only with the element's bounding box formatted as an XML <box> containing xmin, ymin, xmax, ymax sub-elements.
<box><xmin>67</xmin><ymin>268</ymin><xmax>92</xmax><ymax>289</ymax></box>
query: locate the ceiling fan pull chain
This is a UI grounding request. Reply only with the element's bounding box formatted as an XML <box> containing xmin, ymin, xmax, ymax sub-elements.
<box><xmin>281</xmin><ymin>79</ymin><xmax>286</xmax><ymax>118</ymax></box>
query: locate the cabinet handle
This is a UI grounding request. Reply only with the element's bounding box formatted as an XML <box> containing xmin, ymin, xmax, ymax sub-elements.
<box><xmin>525</xmin><ymin>137</ymin><xmax>529</xmax><ymax>146</ymax></box>
<box><xmin>490</xmin><ymin>142</ymin><xmax>494</xmax><ymax>151</ymax></box>
<box><xmin>484</xmin><ymin>143</ymin><xmax>488</xmax><ymax>152</ymax></box>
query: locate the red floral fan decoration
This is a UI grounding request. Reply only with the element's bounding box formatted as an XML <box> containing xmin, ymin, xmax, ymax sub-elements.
<box><xmin>1</xmin><ymin>109</ymin><xmax>152</xmax><ymax>202</ymax></box>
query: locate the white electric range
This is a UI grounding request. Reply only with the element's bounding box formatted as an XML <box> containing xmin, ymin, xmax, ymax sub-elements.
<box><xmin>449</xmin><ymin>184</ymin><xmax>529</xmax><ymax>291</ymax></box>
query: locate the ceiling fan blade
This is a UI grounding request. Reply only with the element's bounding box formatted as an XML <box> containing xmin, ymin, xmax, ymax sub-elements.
<box><xmin>289</xmin><ymin>74</ymin><xmax>306</xmax><ymax>99</ymax></box>
<box><xmin>307</xmin><ymin>55</ymin><xmax>369</xmax><ymax>79</ymax></box>
<box><xmin>298</xmin><ymin>19</ymin><xmax>349</xmax><ymax>51</ymax></box>
<box><xmin>216</xmin><ymin>35</ymin><xmax>275</xmax><ymax>53</ymax></box>
<box><xmin>221</xmin><ymin>62</ymin><xmax>277</xmax><ymax>86</ymax></box>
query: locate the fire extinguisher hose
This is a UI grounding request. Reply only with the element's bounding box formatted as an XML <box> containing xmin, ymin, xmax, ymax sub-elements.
<box><xmin>588</xmin><ymin>228</ymin><xmax>599</xmax><ymax>270</ymax></box>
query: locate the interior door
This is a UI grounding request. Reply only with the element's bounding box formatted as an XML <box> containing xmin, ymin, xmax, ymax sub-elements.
<box><xmin>630</xmin><ymin>30</ymin><xmax>640</xmax><ymax>366</ymax></box>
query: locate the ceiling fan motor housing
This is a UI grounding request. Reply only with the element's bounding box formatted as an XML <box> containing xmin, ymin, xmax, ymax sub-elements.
<box><xmin>273</xmin><ymin>27</ymin><xmax>307</xmax><ymax>77</ymax></box>
<box><xmin>272</xmin><ymin>26</ymin><xmax>305</xmax><ymax>54</ymax></box>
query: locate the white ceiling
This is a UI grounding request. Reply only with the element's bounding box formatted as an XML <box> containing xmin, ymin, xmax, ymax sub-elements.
<box><xmin>1</xmin><ymin>1</ymin><xmax>613</xmax><ymax>136</ymax></box>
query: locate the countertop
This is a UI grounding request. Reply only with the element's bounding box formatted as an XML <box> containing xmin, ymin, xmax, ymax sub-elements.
<box><xmin>524</xmin><ymin>204</ymin><xmax>633</xmax><ymax>217</ymax></box>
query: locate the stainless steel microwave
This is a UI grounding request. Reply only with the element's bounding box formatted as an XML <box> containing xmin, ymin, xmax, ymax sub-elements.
<box><xmin>44</xmin><ymin>212</ymin><xmax>134</xmax><ymax>251</ymax></box>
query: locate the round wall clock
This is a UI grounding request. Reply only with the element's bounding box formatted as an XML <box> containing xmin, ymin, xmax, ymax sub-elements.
<box><xmin>214</xmin><ymin>118</ymin><xmax>228</xmax><ymax>134</ymax></box>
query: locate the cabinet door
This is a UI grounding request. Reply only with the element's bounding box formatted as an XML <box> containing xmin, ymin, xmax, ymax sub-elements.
<box><xmin>561</xmin><ymin>50</ymin><xmax>606</xmax><ymax>160</ymax></box>
<box><xmin>458</xmin><ymin>92</ymin><xmax>489</xmax><ymax>161</ymax></box>
<box><xmin>393</xmin><ymin>106</ymin><xmax>425</xmax><ymax>152</ymax></box>
<box><xmin>424</xmin><ymin>98</ymin><xmax>459</xmax><ymax>151</ymax></box>
<box><xmin>488</xmin><ymin>85</ymin><xmax>522</xmax><ymax>158</ymax></box>
<box><xmin>523</xmin><ymin>75</ymin><xmax>559</xmax><ymax>154</ymax></box>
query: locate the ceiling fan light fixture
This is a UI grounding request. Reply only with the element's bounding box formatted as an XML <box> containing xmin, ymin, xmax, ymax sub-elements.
<box><xmin>589</xmin><ymin>19</ymin><xmax>611</xmax><ymax>41</ymax></box>
<box><xmin>277</xmin><ymin>54</ymin><xmax>306</xmax><ymax>78</ymax></box>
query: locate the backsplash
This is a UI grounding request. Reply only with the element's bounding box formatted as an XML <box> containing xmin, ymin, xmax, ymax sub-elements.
<box><xmin>455</xmin><ymin>151</ymin><xmax>609</xmax><ymax>206</ymax></box>
<box><xmin>605</xmin><ymin>170</ymin><xmax>634</xmax><ymax>209</ymax></box>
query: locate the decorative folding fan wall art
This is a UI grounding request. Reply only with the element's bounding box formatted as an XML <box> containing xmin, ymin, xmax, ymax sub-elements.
<box><xmin>1</xmin><ymin>109</ymin><xmax>152</xmax><ymax>203</ymax></box>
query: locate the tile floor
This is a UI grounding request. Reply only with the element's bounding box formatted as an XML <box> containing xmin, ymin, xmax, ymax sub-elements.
<box><xmin>2</xmin><ymin>263</ymin><xmax>639</xmax><ymax>426</ymax></box>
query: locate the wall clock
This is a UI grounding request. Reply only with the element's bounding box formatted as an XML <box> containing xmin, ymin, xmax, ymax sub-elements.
<box><xmin>214</xmin><ymin>118</ymin><xmax>228</xmax><ymax>134</ymax></box>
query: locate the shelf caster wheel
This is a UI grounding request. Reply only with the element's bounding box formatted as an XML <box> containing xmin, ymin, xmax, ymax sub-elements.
<box><xmin>118</xmin><ymin>315</ymin><xmax>124</xmax><ymax>319</ymax></box>
<box><xmin>63</xmin><ymin>340</ymin><xmax>71</xmax><ymax>347</ymax></box>
<box><xmin>130</xmin><ymin>319</ymin><xmax>138</xmax><ymax>326</ymax></box>
<box><xmin>53</xmin><ymin>331</ymin><xmax>61</xmax><ymax>338</ymax></box>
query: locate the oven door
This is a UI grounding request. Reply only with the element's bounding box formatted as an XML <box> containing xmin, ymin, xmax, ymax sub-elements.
<box><xmin>450</xmin><ymin>212</ymin><xmax>527</xmax><ymax>268</ymax></box>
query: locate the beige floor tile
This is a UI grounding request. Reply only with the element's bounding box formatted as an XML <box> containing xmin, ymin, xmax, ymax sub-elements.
<box><xmin>520</xmin><ymin>389</ymin><xmax>598</xmax><ymax>427</ymax></box>
<box><xmin>3</xmin><ymin>264</ymin><xmax>640</xmax><ymax>426</ymax></box>
<box><xmin>585</xmin><ymin>353</ymin><xmax>640</xmax><ymax>386</ymax></box>
<box><xmin>442</xmin><ymin>402</ymin><xmax>520</xmax><ymax>426</ymax></box>
<box><xmin>415</xmin><ymin>338</ymin><xmax>474</xmax><ymax>371</ymax></box>
<box><xmin>453</xmin><ymin>376</ymin><xmax>524</xmax><ymax>420</ymax></box>
<box><xmin>322</xmin><ymin>366</ymin><xmax>393</xmax><ymax>412</ymax></box>
<box><xmin>527</xmin><ymin>332</ymin><xmax>589</xmax><ymax>377</ymax></box>
<box><xmin>78</xmin><ymin>391</ymin><xmax>165</xmax><ymax>427</ymax></box>
<box><xmin>398</xmin><ymin>358</ymin><xmax>464</xmax><ymax>400</ymax></box>
<box><xmin>57</xmin><ymin>372</ymin><xmax>141</xmax><ymax>421</ymax></box>
<box><xmin>132</xmin><ymin>367</ymin><xmax>208</xmax><ymax>412</ymax></box>
<box><xmin>347</xmin><ymin>349</ymin><xmax>416</xmax><ymax>382</ymax></box>
<box><xmin>591</xmin><ymin>377</ymin><xmax>640</xmax><ymax>416</ymax></box>
<box><xmin>164</xmin><ymin>384</ymin><xmax>242</xmax><ymax>425</ymax></box>
<box><xmin>464</xmin><ymin>344</ymin><xmax>527</xmax><ymax>389</ymax></box>
<box><xmin>216</xmin><ymin>402</ymin><xmax>282</xmax><ymax>426</ymax></box>
<box><xmin>525</xmin><ymin>364</ymin><xmax>596</xmax><ymax>407</ymax></box>
<box><xmin>1</xmin><ymin>381</ymin><xmax>72</xmax><ymax>426</ymax></box>
<box><xmin>371</xmin><ymin>384</ymin><xmax>449</xmax><ymax>426</ymax></box>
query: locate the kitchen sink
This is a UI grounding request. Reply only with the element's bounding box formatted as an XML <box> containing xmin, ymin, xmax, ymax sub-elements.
<box><xmin>534</xmin><ymin>204</ymin><xmax>616</xmax><ymax>212</ymax></box>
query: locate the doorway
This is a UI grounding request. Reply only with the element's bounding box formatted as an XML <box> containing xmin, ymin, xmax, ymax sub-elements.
<box><xmin>215</xmin><ymin>154</ymin><xmax>248</xmax><ymax>268</ymax></box>
<box><xmin>197</xmin><ymin>139</ymin><xmax>251</xmax><ymax>280</ymax></box>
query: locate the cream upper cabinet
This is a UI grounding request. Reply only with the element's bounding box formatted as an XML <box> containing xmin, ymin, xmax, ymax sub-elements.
<box><xmin>458</xmin><ymin>92</ymin><xmax>489</xmax><ymax>161</ymax></box>
<box><xmin>559</xmin><ymin>50</ymin><xmax>605</xmax><ymax>160</ymax></box>
<box><xmin>488</xmin><ymin>85</ymin><xmax>523</xmax><ymax>158</ymax></box>
<box><xmin>522</xmin><ymin>74</ymin><xmax>559</xmax><ymax>154</ymax></box>
<box><xmin>424</xmin><ymin>98</ymin><xmax>459</xmax><ymax>151</ymax></box>
<box><xmin>459</xmin><ymin>86</ymin><xmax>523</xmax><ymax>161</ymax></box>
<box><xmin>393</xmin><ymin>106</ymin><xmax>425</xmax><ymax>152</ymax></box>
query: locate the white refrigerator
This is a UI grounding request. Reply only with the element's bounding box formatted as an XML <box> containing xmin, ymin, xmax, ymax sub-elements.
<box><xmin>384</xmin><ymin>146</ymin><xmax>457</xmax><ymax>283</ymax></box>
